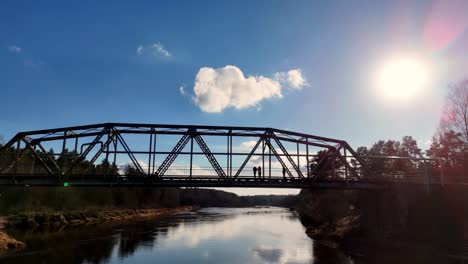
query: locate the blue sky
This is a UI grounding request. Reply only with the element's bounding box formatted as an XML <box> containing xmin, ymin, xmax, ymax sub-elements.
<box><xmin>2</xmin><ymin>0</ymin><xmax>468</xmax><ymax>194</ymax></box>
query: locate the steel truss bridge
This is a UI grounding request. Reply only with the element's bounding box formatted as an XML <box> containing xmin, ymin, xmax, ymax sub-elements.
<box><xmin>0</xmin><ymin>123</ymin><xmax>440</xmax><ymax>189</ymax></box>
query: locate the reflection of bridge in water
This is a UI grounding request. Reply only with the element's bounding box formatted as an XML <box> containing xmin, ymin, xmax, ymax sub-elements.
<box><xmin>0</xmin><ymin>123</ymin><xmax>443</xmax><ymax>188</ymax></box>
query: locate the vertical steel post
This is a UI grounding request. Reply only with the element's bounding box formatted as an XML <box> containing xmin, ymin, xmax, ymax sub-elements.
<box><xmin>104</xmin><ymin>131</ymin><xmax>110</xmax><ymax>176</ymax></box>
<box><xmin>269</xmin><ymin>139</ymin><xmax>271</xmax><ymax>179</ymax></box>
<box><xmin>152</xmin><ymin>130</ymin><xmax>157</xmax><ymax>174</ymax></box>
<box><xmin>74</xmin><ymin>137</ymin><xmax>78</xmax><ymax>154</ymax></box>
<box><xmin>113</xmin><ymin>138</ymin><xmax>117</xmax><ymax>167</ymax></box>
<box><xmin>148</xmin><ymin>131</ymin><xmax>153</xmax><ymax>175</ymax></box>
<box><xmin>297</xmin><ymin>142</ymin><xmax>300</xmax><ymax>177</ymax></box>
<box><xmin>262</xmin><ymin>139</ymin><xmax>265</xmax><ymax>180</ymax></box>
<box><xmin>189</xmin><ymin>136</ymin><xmax>194</xmax><ymax>179</ymax></box>
<box><xmin>306</xmin><ymin>138</ymin><xmax>309</xmax><ymax>177</ymax></box>
<box><xmin>229</xmin><ymin>133</ymin><xmax>233</xmax><ymax>179</ymax></box>
<box><xmin>227</xmin><ymin>134</ymin><xmax>230</xmax><ymax>178</ymax></box>
<box><xmin>62</xmin><ymin>131</ymin><xmax>67</xmax><ymax>154</ymax></box>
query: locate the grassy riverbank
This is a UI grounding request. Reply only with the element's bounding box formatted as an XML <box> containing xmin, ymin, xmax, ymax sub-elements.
<box><xmin>0</xmin><ymin>206</ymin><xmax>192</xmax><ymax>252</ymax></box>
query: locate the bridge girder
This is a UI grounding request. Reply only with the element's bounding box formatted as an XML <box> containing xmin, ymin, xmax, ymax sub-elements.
<box><xmin>0</xmin><ymin>123</ymin><xmax>371</xmax><ymax>187</ymax></box>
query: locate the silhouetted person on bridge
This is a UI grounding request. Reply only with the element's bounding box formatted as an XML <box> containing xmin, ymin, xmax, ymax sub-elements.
<box><xmin>253</xmin><ymin>166</ymin><xmax>257</xmax><ymax>179</ymax></box>
<box><xmin>258</xmin><ymin>166</ymin><xmax>262</xmax><ymax>179</ymax></box>
<box><xmin>282</xmin><ymin>167</ymin><xmax>286</xmax><ymax>179</ymax></box>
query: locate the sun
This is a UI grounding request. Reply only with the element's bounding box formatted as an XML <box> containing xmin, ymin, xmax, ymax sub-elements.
<box><xmin>378</xmin><ymin>58</ymin><xmax>428</xmax><ymax>99</ymax></box>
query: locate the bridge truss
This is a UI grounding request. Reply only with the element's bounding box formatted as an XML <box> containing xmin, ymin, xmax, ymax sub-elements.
<box><xmin>0</xmin><ymin>123</ymin><xmax>432</xmax><ymax>188</ymax></box>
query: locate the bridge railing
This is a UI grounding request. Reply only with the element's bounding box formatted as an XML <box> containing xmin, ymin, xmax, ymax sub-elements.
<box><xmin>350</xmin><ymin>155</ymin><xmax>448</xmax><ymax>184</ymax></box>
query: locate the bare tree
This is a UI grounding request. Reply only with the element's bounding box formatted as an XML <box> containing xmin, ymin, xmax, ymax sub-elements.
<box><xmin>441</xmin><ymin>79</ymin><xmax>468</xmax><ymax>143</ymax></box>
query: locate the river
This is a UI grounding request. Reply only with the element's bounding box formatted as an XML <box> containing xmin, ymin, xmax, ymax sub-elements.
<box><xmin>0</xmin><ymin>207</ymin><xmax>463</xmax><ymax>264</ymax></box>
<box><xmin>0</xmin><ymin>207</ymin><xmax>324</xmax><ymax>263</ymax></box>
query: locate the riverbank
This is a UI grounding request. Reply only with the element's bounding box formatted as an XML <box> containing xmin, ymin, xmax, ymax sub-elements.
<box><xmin>0</xmin><ymin>206</ymin><xmax>192</xmax><ymax>252</ymax></box>
<box><xmin>296</xmin><ymin>186</ymin><xmax>467</xmax><ymax>259</ymax></box>
<box><xmin>0</xmin><ymin>217</ymin><xmax>25</xmax><ymax>251</ymax></box>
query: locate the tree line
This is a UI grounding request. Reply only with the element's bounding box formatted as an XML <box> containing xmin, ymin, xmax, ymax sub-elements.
<box><xmin>308</xmin><ymin>79</ymin><xmax>468</xmax><ymax>181</ymax></box>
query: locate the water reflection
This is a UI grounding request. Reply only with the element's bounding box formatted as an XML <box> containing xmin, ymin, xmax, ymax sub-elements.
<box><xmin>0</xmin><ymin>207</ymin><xmax>313</xmax><ymax>264</ymax></box>
<box><xmin>1</xmin><ymin>207</ymin><xmax>464</xmax><ymax>264</ymax></box>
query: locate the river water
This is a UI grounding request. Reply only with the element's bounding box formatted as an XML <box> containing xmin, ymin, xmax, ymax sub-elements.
<box><xmin>0</xmin><ymin>207</ymin><xmax>464</xmax><ymax>264</ymax></box>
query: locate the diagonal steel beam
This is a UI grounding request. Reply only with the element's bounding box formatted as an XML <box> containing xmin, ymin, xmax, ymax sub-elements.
<box><xmin>154</xmin><ymin>133</ymin><xmax>191</xmax><ymax>177</ymax></box>
<box><xmin>271</xmin><ymin>136</ymin><xmax>304</xmax><ymax>178</ymax></box>
<box><xmin>336</xmin><ymin>150</ymin><xmax>360</xmax><ymax>179</ymax></box>
<box><xmin>24</xmin><ymin>141</ymin><xmax>54</xmax><ymax>176</ymax></box>
<box><xmin>194</xmin><ymin>134</ymin><xmax>227</xmax><ymax>178</ymax></box>
<box><xmin>0</xmin><ymin>139</ymin><xmax>29</xmax><ymax>174</ymax></box>
<box><xmin>234</xmin><ymin>136</ymin><xmax>264</xmax><ymax>178</ymax></box>
<box><xmin>66</xmin><ymin>133</ymin><xmax>105</xmax><ymax>174</ymax></box>
<box><xmin>0</xmin><ymin>134</ymin><xmax>22</xmax><ymax>154</ymax></box>
<box><xmin>83</xmin><ymin>131</ymin><xmax>117</xmax><ymax>174</ymax></box>
<box><xmin>36</xmin><ymin>143</ymin><xmax>64</xmax><ymax>176</ymax></box>
<box><xmin>342</xmin><ymin>142</ymin><xmax>374</xmax><ymax>178</ymax></box>
<box><xmin>116</xmin><ymin>133</ymin><xmax>144</xmax><ymax>175</ymax></box>
<box><xmin>264</xmin><ymin>138</ymin><xmax>294</xmax><ymax>179</ymax></box>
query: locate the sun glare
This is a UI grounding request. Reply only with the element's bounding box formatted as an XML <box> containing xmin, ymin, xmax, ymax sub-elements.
<box><xmin>378</xmin><ymin>58</ymin><xmax>428</xmax><ymax>99</ymax></box>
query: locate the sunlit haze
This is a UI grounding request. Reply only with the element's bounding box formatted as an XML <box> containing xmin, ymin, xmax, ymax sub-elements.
<box><xmin>378</xmin><ymin>57</ymin><xmax>428</xmax><ymax>99</ymax></box>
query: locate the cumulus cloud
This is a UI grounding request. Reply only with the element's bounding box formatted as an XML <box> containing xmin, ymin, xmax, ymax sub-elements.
<box><xmin>8</xmin><ymin>45</ymin><xmax>22</xmax><ymax>53</ymax></box>
<box><xmin>193</xmin><ymin>65</ymin><xmax>294</xmax><ymax>113</ymax></box>
<box><xmin>136</xmin><ymin>41</ymin><xmax>171</xmax><ymax>57</ymax></box>
<box><xmin>274</xmin><ymin>69</ymin><xmax>307</xmax><ymax>90</ymax></box>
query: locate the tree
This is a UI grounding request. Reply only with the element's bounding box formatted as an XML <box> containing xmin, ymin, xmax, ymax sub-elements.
<box><xmin>123</xmin><ymin>164</ymin><xmax>142</xmax><ymax>175</ymax></box>
<box><xmin>427</xmin><ymin>130</ymin><xmax>468</xmax><ymax>177</ymax></box>
<box><xmin>441</xmin><ymin>79</ymin><xmax>468</xmax><ymax>144</ymax></box>
<box><xmin>354</xmin><ymin>137</ymin><xmax>422</xmax><ymax>178</ymax></box>
<box><xmin>309</xmin><ymin>149</ymin><xmax>343</xmax><ymax>179</ymax></box>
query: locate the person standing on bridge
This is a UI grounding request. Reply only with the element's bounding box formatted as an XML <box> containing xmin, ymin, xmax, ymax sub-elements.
<box><xmin>282</xmin><ymin>167</ymin><xmax>286</xmax><ymax>179</ymax></box>
<box><xmin>258</xmin><ymin>166</ymin><xmax>262</xmax><ymax>180</ymax></box>
<box><xmin>253</xmin><ymin>166</ymin><xmax>257</xmax><ymax>179</ymax></box>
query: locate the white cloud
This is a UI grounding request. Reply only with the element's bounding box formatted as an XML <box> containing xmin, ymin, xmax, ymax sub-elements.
<box><xmin>179</xmin><ymin>85</ymin><xmax>186</xmax><ymax>96</ymax></box>
<box><xmin>274</xmin><ymin>69</ymin><xmax>307</xmax><ymax>90</ymax></box>
<box><xmin>8</xmin><ymin>45</ymin><xmax>21</xmax><ymax>54</ymax></box>
<box><xmin>193</xmin><ymin>65</ymin><xmax>285</xmax><ymax>113</ymax></box>
<box><xmin>152</xmin><ymin>42</ymin><xmax>171</xmax><ymax>57</ymax></box>
<box><xmin>239</xmin><ymin>140</ymin><xmax>258</xmax><ymax>150</ymax></box>
<box><xmin>136</xmin><ymin>45</ymin><xmax>144</xmax><ymax>55</ymax></box>
<box><xmin>286</xmin><ymin>69</ymin><xmax>306</xmax><ymax>89</ymax></box>
<box><xmin>136</xmin><ymin>42</ymin><xmax>171</xmax><ymax>57</ymax></box>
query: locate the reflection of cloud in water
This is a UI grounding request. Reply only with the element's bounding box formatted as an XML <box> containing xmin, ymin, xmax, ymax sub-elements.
<box><xmin>252</xmin><ymin>247</ymin><xmax>283</xmax><ymax>263</ymax></box>
<box><xmin>252</xmin><ymin>245</ymin><xmax>312</xmax><ymax>264</ymax></box>
<box><xmin>159</xmin><ymin>207</ymin><xmax>312</xmax><ymax>263</ymax></box>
